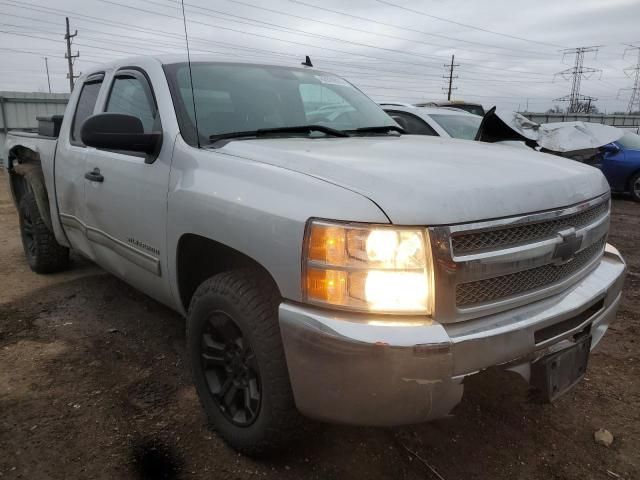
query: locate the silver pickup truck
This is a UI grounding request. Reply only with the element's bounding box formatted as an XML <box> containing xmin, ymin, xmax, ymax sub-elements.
<box><xmin>4</xmin><ymin>55</ymin><xmax>626</xmax><ymax>454</ymax></box>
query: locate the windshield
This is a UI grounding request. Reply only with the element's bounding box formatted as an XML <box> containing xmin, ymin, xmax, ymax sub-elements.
<box><xmin>617</xmin><ymin>132</ymin><xmax>640</xmax><ymax>150</ymax></box>
<box><xmin>163</xmin><ymin>62</ymin><xmax>397</xmax><ymax>146</ymax></box>
<box><xmin>429</xmin><ymin>114</ymin><xmax>481</xmax><ymax>140</ymax></box>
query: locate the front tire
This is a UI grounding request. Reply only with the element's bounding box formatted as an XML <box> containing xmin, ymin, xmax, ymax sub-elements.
<box><xmin>18</xmin><ymin>192</ymin><xmax>69</xmax><ymax>273</ymax></box>
<box><xmin>187</xmin><ymin>269</ymin><xmax>300</xmax><ymax>455</ymax></box>
<box><xmin>629</xmin><ymin>172</ymin><xmax>640</xmax><ymax>202</ymax></box>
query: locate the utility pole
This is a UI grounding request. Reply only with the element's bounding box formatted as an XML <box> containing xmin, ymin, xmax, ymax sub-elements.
<box><xmin>620</xmin><ymin>44</ymin><xmax>640</xmax><ymax>113</ymax></box>
<box><xmin>554</xmin><ymin>46</ymin><xmax>601</xmax><ymax>113</ymax></box>
<box><xmin>64</xmin><ymin>17</ymin><xmax>79</xmax><ymax>92</ymax></box>
<box><xmin>443</xmin><ymin>54</ymin><xmax>459</xmax><ymax>101</ymax></box>
<box><xmin>44</xmin><ymin>57</ymin><xmax>51</xmax><ymax>93</ymax></box>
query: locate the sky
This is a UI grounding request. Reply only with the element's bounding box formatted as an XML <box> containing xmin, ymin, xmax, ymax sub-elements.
<box><xmin>1</xmin><ymin>0</ymin><xmax>639</xmax><ymax>113</ymax></box>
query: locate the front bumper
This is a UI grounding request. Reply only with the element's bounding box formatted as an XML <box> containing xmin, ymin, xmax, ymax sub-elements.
<box><xmin>279</xmin><ymin>244</ymin><xmax>626</xmax><ymax>426</ymax></box>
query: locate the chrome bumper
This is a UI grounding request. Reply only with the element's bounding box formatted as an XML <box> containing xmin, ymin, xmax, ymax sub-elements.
<box><xmin>279</xmin><ymin>244</ymin><xmax>626</xmax><ymax>426</ymax></box>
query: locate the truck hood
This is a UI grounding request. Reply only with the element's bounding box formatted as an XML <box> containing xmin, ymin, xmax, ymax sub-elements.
<box><xmin>216</xmin><ymin>135</ymin><xmax>609</xmax><ymax>225</ymax></box>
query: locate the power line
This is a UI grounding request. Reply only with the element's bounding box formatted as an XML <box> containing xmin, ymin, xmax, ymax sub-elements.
<box><xmin>0</xmin><ymin>17</ymin><xmax>393</xmax><ymax>70</ymax></box>
<box><xmin>143</xmin><ymin>0</ymin><xmax>500</xmax><ymax>62</ymax></box>
<box><xmin>0</xmin><ymin>46</ymin><xmax>62</xmax><ymax>56</ymax></box>
<box><xmin>109</xmin><ymin>0</ymin><xmax>561</xmax><ymax>73</ymax></box>
<box><xmin>0</xmin><ymin>0</ymin><xmax>629</xmax><ymax>108</ymax></box>
<box><xmin>554</xmin><ymin>46</ymin><xmax>602</xmax><ymax>113</ymax></box>
<box><xmin>0</xmin><ymin>22</ymin><xmax>179</xmax><ymax>55</ymax></box>
<box><xmin>0</xmin><ymin>29</ymin><xmax>561</xmax><ymax>103</ymax></box>
<box><xmin>2</xmin><ymin>0</ymin><xmax>308</xmax><ymax>62</ymax></box>
<box><xmin>287</xmin><ymin>0</ymin><xmax>560</xmax><ymax>55</ymax></box>
<box><xmin>1</xmin><ymin>1</ymin><xmax>272</xmax><ymax>58</ymax></box>
<box><xmin>1</xmin><ymin>15</ymin><xmax>195</xmax><ymax>52</ymax></box>
<box><xmin>122</xmin><ymin>0</ymin><xmax>558</xmax><ymax>77</ymax></box>
<box><xmin>1</xmin><ymin>0</ymin><xmax>558</xmax><ymax>80</ymax></box>
<box><xmin>373</xmin><ymin>0</ymin><xmax>565</xmax><ymax>49</ymax></box>
<box><xmin>0</xmin><ymin>18</ymin><xmax>454</xmax><ymax>82</ymax></box>
<box><xmin>95</xmin><ymin>0</ymin><xmax>448</xmax><ymax>70</ymax></box>
<box><xmin>0</xmin><ymin>29</ymin><xmax>153</xmax><ymax>58</ymax></box>
<box><xmin>196</xmin><ymin>0</ymin><xmax>559</xmax><ymax>59</ymax></box>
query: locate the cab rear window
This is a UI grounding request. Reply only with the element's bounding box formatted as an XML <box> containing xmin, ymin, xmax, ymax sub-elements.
<box><xmin>71</xmin><ymin>78</ymin><xmax>103</xmax><ymax>144</ymax></box>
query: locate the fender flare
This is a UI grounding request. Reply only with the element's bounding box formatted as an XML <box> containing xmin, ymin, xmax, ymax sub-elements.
<box><xmin>11</xmin><ymin>161</ymin><xmax>53</xmax><ymax>232</ymax></box>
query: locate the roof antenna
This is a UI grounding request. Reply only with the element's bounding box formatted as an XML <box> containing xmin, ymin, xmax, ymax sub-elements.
<box><xmin>180</xmin><ymin>0</ymin><xmax>201</xmax><ymax>148</ymax></box>
<box><xmin>301</xmin><ymin>55</ymin><xmax>313</xmax><ymax>67</ymax></box>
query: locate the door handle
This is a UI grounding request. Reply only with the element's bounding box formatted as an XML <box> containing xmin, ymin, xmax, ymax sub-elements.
<box><xmin>85</xmin><ymin>168</ymin><xmax>104</xmax><ymax>183</ymax></box>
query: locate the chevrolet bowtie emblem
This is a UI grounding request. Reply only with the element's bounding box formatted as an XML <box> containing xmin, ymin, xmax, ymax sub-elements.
<box><xmin>553</xmin><ymin>228</ymin><xmax>581</xmax><ymax>264</ymax></box>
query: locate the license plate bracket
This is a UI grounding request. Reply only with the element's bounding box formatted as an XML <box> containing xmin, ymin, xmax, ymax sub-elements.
<box><xmin>531</xmin><ymin>335</ymin><xmax>591</xmax><ymax>402</ymax></box>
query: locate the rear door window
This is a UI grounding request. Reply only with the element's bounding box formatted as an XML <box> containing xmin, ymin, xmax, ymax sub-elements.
<box><xmin>71</xmin><ymin>76</ymin><xmax>104</xmax><ymax>145</ymax></box>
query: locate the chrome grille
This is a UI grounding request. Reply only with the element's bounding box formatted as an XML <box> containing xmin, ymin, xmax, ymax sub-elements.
<box><xmin>451</xmin><ymin>200</ymin><xmax>609</xmax><ymax>255</ymax></box>
<box><xmin>428</xmin><ymin>194</ymin><xmax>610</xmax><ymax>323</ymax></box>
<box><xmin>456</xmin><ymin>237</ymin><xmax>606</xmax><ymax>307</ymax></box>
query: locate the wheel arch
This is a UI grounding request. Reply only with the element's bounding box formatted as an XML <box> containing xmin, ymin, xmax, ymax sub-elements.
<box><xmin>7</xmin><ymin>145</ymin><xmax>53</xmax><ymax>232</ymax></box>
<box><xmin>627</xmin><ymin>167</ymin><xmax>640</xmax><ymax>190</ymax></box>
<box><xmin>175</xmin><ymin>233</ymin><xmax>281</xmax><ymax>312</ymax></box>
<box><xmin>625</xmin><ymin>167</ymin><xmax>640</xmax><ymax>201</ymax></box>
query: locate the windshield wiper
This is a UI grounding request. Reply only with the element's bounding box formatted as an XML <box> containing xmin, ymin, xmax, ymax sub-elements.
<box><xmin>209</xmin><ymin>124</ymin><xmax>350</xmax><ymax>144</ymax></box>
<box><xmin>347</xmin><ymin>125</ymin><xmax>405</xmax><ymax>135</ymax></box>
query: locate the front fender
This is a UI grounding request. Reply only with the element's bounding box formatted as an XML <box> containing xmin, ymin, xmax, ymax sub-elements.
<box><xmin>166</xmin><ymin>137</ymin><xmax>390</xmax><ymax>314</ymax></box>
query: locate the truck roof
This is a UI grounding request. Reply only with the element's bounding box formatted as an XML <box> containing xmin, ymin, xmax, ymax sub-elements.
<box><xmin>79</xmin><ymin>54</ymin><xmax>332</xmax><ymax>79</ymax></box>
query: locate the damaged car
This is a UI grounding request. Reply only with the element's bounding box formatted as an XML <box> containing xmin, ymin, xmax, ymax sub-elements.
<box><xmin>476</xmin><ymin>108</ymin><xmax>639</xmax><ymax>201</ymax></box>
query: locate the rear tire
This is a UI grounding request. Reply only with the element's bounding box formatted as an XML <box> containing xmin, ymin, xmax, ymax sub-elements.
<box><xmin>187</xmin><ymin>269</ymin><xmax>300</xmax><ymax>455</ymax></box>
<box><xmin>629</xmin><ymin>172</ymin><xmax>640</xmax><ymax>202</ymax></box>
<box><xmin>18</xmin><ymin>192</ymin><xmax>70</xmax><ymax>273</ymax></box>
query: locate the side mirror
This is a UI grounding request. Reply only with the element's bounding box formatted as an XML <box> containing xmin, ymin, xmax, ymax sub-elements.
<box><xmin>601</xmin><ymin>143</ymin><xmax>620</xmax><ymax>154</ymax></box>
<box><xmin>81</xmin><ymin>113</ymin><xmax>162</xmax><ymax>156</ymax></box>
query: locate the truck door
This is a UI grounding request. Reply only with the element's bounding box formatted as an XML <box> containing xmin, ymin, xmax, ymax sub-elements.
<box><xmin>83</xmin><ymin>68</ymin><xmax>173</xmax><ymax>306</ymax></box>
<box><xmin>54</xmin><ymin>73</ymin><xmax>104</xmax><ymax>258</ymax></box>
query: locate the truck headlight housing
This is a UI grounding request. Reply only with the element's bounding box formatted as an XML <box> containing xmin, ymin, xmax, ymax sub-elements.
<box><xmin>302</xmin><ymin>220</ymin><xmax>433</xmax><ymax>315</ymax></box>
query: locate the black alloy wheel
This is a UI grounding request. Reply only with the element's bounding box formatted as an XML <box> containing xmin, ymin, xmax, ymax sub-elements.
<box><xmin>201</xmin><ymin>311</ymin><xmax>261</xmax><ymax>427</ymax></box>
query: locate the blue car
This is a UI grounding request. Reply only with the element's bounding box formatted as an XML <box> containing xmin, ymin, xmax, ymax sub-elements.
<box><xmin>599</xmin><ymin>131</ymin><xmax>640</xmax><ymax>202</ymax></box>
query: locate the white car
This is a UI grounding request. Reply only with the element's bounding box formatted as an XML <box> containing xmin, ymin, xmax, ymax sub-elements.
<box><xmin>380</xmin><ymin>104</ymin><xmax>482</xmax><ymax>140</ymax></box>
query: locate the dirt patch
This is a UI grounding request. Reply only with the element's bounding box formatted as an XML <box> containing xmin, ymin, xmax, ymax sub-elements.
<box><xmin>0</xmin><ymin>306</ymin><xmax>36</xmax><ymax>345</ymax></box>
<box><xmin>0</xmin><ymin>170</ymin><xmax>638</xmax><ymax>479</ymax></box>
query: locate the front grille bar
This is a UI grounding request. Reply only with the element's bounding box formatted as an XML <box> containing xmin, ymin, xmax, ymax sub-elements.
<box><xmin>451</xmin><ymin>200</ymin><xmax>609</xmax><ymax>255</ymax></box>
<box><xmin>455</xmin><ymin>237</ymin><xmax>606</xmax><ymax>307</ymax></box>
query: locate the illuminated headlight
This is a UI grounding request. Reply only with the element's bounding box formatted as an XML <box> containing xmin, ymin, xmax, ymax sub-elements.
<box><xmin>302</xmin><ymin>220</ymin><xmax>433</xmax><ymax>315</ymax></box>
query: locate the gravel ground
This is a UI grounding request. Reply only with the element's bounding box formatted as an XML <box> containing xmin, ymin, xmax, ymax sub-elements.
<box><xmin>0</xmin><ymin>169</ymin><xmax>638</xmax><ymax>480</ymax></box>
